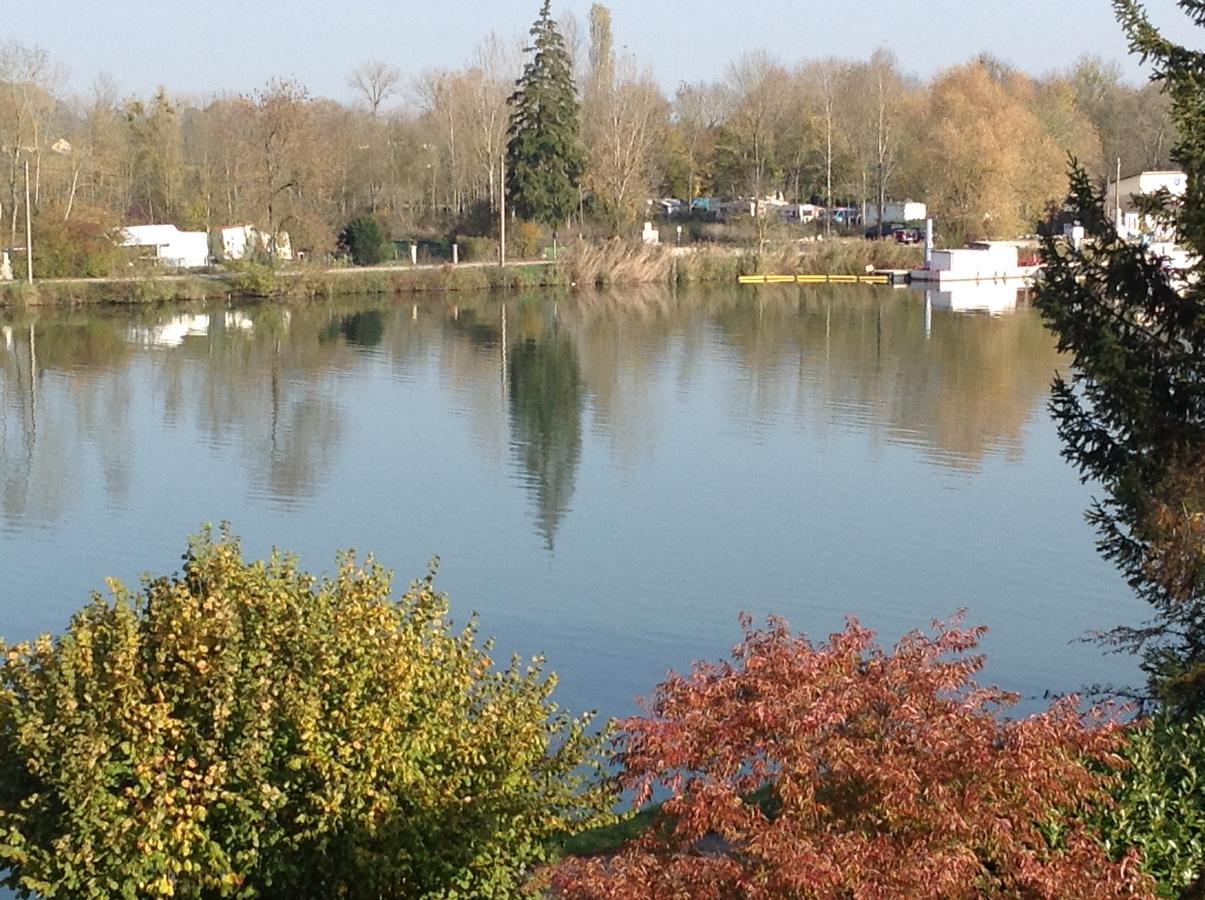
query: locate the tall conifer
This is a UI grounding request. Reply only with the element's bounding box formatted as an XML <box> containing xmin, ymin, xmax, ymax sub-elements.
<box><xmin>506</xmin><ymin>0</ymin><xmax>584</xmax><ymax>239</ymax></box>
<box><xmin>1036</xmin><ymin>1</ymin><xmax>1205</xmax><ymax>713</ymax></box>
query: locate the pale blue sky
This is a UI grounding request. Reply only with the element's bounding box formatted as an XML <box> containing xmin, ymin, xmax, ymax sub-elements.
<box><xmin>9</xmin><ymin>0</ymin><xmax>1203</xmax><ymax>105</ymax></box>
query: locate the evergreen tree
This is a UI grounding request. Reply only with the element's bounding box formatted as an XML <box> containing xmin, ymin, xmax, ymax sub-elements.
<box><xmin>506</xmin><ymin>0</ymin><xmax>584</xmax><ymax>239</ymax></box>
<box><xmin>1035</xmin><ymin>0</ymin><xmax>1205</xmax><ymax>714</ymax></box>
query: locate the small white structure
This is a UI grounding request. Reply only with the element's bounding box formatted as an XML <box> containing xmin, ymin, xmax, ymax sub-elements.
<box><xmin>641</xmin><ymin>222</ymin><xmax>660</xmax><ymax>246</ymax></box>
<box><xmin>866</xmin><ymin>201</ymin><xmax>927</xmax><ymax>227</ymax></box>
<box><xmin>217</xmin><ymin>225</ymin><xmax>293</xmax><ymax>262</ymax></box>
<box><xmin>121</xmin><ymin>225</ymin><xmax>209</xmax><ymax>269</ymax></box>
<box><xmin>913</xmin><ymin>242</ymin><xmax>1037</xmax><ymax>286</ymax></box>
<box><xmin>0</xmin><ymin>250</ymin><xmax>11</xmax><ymax>282</ymax></box>
<box><xmin>1108</xmin><ymin>170</ymin><xmax>1186</xmax><ymax>240</ymax></box>
<box><xmin>779</xmin><ymin>203</ymin><xmax>823</xmax><ymax>224</ymax></box>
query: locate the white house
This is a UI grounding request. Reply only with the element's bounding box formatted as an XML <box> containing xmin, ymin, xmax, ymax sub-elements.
<box><xmin>121</xmin><ymin>225</ymin><xmax>209</xmax><ymax>269</ymax></box>
<box><xmin>1107</xmin><ymin>170</ymin><xmax>1186</xmax><ymax>240</ymax></box>
<box><xmin>865</xmin><ymin>201</ymin><xmax>927</xmax><ymax>227</ymax></box>
<box><xmin>217</xmin><ymin>225</ymin><xmax>294</xmax><ymax>262</ymax></box>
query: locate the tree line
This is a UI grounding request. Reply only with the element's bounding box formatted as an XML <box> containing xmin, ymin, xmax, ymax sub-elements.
<box><xmin>0</xmin><ymin>3</ymin><xmax>1178</xmax><ymax>267</ymax></box>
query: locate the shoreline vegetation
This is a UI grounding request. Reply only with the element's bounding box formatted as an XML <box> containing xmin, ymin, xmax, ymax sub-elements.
<box><xmin>0</xmin><ymin>239</ymin><xmax>924</xmax><ymax>307</ymax></box>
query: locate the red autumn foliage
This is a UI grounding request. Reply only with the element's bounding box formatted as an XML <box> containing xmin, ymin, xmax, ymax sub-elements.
<box><xmin>551</xmin><ymin>614</ymin><xmax>1153</xmax><ymax>899</ymax></box>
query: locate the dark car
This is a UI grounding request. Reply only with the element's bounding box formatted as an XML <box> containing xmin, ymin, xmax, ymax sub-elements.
<box><xmin>864</xmin><ymin>222</ymin><xmax>904</xmax><ymax>240</ymax></box>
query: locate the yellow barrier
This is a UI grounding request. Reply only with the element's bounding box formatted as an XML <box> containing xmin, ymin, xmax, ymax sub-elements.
<box><xmin>738</xmin><ymin>273</ymin><xmax>895</xmax><ymax>286</ymax></box>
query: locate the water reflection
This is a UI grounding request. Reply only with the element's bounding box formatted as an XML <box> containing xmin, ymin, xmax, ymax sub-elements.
<box><xmin>0</xmin><ymin>286</ymin><xmax>1062</xmax><ymax>541</ymax></box>
<box><xmin>508</xmin><ymin>323</ymin><xmax>585</xmax><ymax>551</ymax></box>
<box><xmin>918</xmin><ymin>283</ymin><xmax>1024</xmax><ymax>316</ymax></box>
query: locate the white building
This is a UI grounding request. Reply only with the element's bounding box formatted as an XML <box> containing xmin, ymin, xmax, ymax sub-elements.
<box><xmin>865</xmin><ymin>201</ymin><xmax>927</xmax><ymax>227</ymax></box>
<box><xmin>1107</xmin><ymin>170</ymin><xmax>1186</xmax><ymax>240</ymax></box>
<box><xmin>912</xmin><ymin>242</ymin><xmax>1037</xmax><ymax>286</ymax></box>
<box><xmin>778</xmin><ymin>204</ymin><xmax>823</xmax><ymax>224</ymax></box>
<box><xmin>121</xmin><ymin>225</ymin><xmax>210</xmax><ymax>269</ymax></box>
<box><xmin>217</xmin><ymin>225</ymin><xmax>294</xmax><ymax>262</ymax></box>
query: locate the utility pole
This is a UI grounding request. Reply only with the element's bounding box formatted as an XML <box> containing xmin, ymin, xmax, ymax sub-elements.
<box><xmin>1115</xmin><ymin>157</ymin><xmax>1123</xmax><ymax>234</ymax></box>
<box><xmin>24</xmin><ymin>159</ymin><xmax>33</xmax><ymax>285</ymax></box>
<box><xmin>499</xmin><ymin>152</ymin><xmax>507</xmax><ymax>268</ymax></box>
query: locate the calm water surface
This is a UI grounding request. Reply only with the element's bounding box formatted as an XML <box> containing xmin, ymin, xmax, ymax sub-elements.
<box><xmin>0</xmin><ymin>284</ymin><xmax>1141</xmax><ymax>719</ymax></box>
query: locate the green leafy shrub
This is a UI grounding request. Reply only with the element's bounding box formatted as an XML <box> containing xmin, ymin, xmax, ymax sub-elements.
<box><xmin>1098</xmin><ymin>713</ymin><xmax>1205</xmax><ymax>897</ymax></box>
<box><xmin>338</xmin><ymin>216</ymin><xmax>388</xmax><ymax>266</ymax></box>
<box><xmin>458</xmin><ymin>236</ymin><xmax>499</xmax><ymax>263</ymax></box>
<box><xmin>0</xmin><ymin>531</ymin><xmax>614</xmax><ymax>898</ymax></box>
<box><xmin>223</xmin><ymin>259</ymin><xmax>280</xmax><ymax>297</ymax></box>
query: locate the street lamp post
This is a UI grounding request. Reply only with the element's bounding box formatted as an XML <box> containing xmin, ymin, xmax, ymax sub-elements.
<box><xmin>23</xmin><ymin>158</ymin><xmax>32</xmax><ymax>284</ymax></box>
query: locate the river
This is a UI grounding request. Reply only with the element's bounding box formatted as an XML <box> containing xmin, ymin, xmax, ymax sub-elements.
<box><xmin>0</xmin><ymin>283</ymin><xmax>1141</xmax><ymax>721</ymax></box>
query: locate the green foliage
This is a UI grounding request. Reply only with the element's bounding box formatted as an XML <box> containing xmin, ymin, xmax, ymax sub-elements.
<box><xmin>1098</xmin><ymin>713</ymin><xmax>1205</xmax><ymax>897</ymax></box>
<box><xmin>457</xmin><ymin>236</ymin><xmax>499</xmax><ymax>263</ymax></box>
<box><xmin>1035</xmin><ymin>3</ymin><xmax>1205</xmax><ymax>713</ymax></box>
<box><xmin>224</xmin><ymin>260</ymin><xmax>282</xmax><ymax>297</ymax></box>
<box><xmin>0</xmin><ymin>531</ymin><xmax>615</xmax><ymax>898</ymax></box>
<box><xmin>506</xmin><ymin>0</ymin><xmax>585</xmax><ymax>230</ymax></box>
<box><xmin>338</xmin><ymin>216</ymin><xmax>388</xmax><ymax>266</ymax></box>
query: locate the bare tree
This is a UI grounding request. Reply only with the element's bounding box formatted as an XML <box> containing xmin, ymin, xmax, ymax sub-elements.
<box><xmin>800</xmin><ymin>59</ymin><xmax>850</xmax><ymax>235</ymax></box>
<box><xmin>584</xmin><ymin>57</ymin><xmax>667</xmax><ymax>234</ymax></box>
<box><xmin>349</xmin><ymin>62</ymin><xmax>401</xmax><ymax>119</ymax></box>
<box><xmin>0</xmin><ymin>42</ymin><xmax>63</xmax><ymax>240</ymax></box>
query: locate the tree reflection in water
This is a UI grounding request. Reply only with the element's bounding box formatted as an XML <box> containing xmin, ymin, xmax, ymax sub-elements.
<box><xmin>507</xmin><ymin>327</ymin><xmax>585</xmax><ymax>552</ymax></box>
<box><xmin>0</xmin><ymin>287</ymin><xmax>1061</xmax><ymax>536</ymax></box>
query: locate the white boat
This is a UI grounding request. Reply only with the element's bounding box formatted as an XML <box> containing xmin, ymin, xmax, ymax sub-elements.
<box><xmin>912</xmin><ymin>242</ymin><xmax>1039</xmax><ymax>286</ymax></box>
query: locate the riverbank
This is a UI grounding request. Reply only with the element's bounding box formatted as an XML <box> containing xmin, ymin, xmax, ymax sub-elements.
<box><xmin>0</xmin><ymin>260</ymin><xmax>565</xmax><ymax>307</ymax></box>
<box><xmin>0</xmin><ymin>241</ymin><xmax>923</xmax><ymax>307</ymax></box>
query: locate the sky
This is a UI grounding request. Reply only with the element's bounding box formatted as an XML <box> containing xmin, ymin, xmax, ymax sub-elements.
<box><xmin>7</xmin><ymin>0</ymin><xmax>1204</xmax><ymax>106</ymax></box>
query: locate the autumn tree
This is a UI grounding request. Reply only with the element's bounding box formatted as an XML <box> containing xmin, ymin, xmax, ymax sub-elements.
<box><xmin>125</xmin><ymin>88</ymin><xmax>183</xmax><ymax>223</ymax></box>
<box><xmin>800</xmin><ymin>60</ymin><xmax>852</xmax><ymax>235</ymax></box>
<box><xmin>1036</xmin><ymin>1</ymin><xmax>1205</xmax><ymax>714</ymax></box>
<box><xmin>910</xmin><ymin>62</ymin><xmax>1066</xmax><ymax>240</ymax></box>
<box><xmin>507</xmin><ymin>0</ymin><xmax>584</xmax><ymax>242</ymax></box>
<box><xmin>0</xmin><ymin>531</ymin><xmax>615</xmax><ymax>898</ymax></box>
<box><xmin>552</xmin><ymin>615</ymin><xmax>1153</xmax><ymax>899</ymax></box>
<box><xmin>714</xmin><ymin>53</ymin><xmax>792</xmax><ymax>249</ymax></box>
<box><xmin>249</xmin><ymin>78</ymin><xmax>316</xmax><ymax>259</ymax></box>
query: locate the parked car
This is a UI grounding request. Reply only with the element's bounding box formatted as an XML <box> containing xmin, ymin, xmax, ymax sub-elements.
<box><xmin>894</xmin><ymin>228</ymin><xmax>922</xmax><ymax>244</ymax></box>
<box><xmin>864</xmin><ymin>223</ymin><xmax>904</xmax><ymax>240</ymax></box>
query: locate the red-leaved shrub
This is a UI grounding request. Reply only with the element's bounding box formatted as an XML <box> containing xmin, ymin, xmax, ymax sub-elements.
<box><xmin>552</xmin><ymin>615</ymin><xmax>1153</xmax><ymax>899</ymax></box>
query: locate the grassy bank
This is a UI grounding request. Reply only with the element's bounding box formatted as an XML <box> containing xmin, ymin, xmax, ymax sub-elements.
<box><xmin>0</xmin><ymin>240</ymin><xmax>921</xmax><ymax>307</ymax></box>
<box><xmin>563</xmin><ymin>239</ymin><xmax>923</xmax><ymax>288</ymax></box>
<box><xmin>0</xmin><ymin>262</ymin><xmax>567</xmax><ymax>307</ymax></box>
